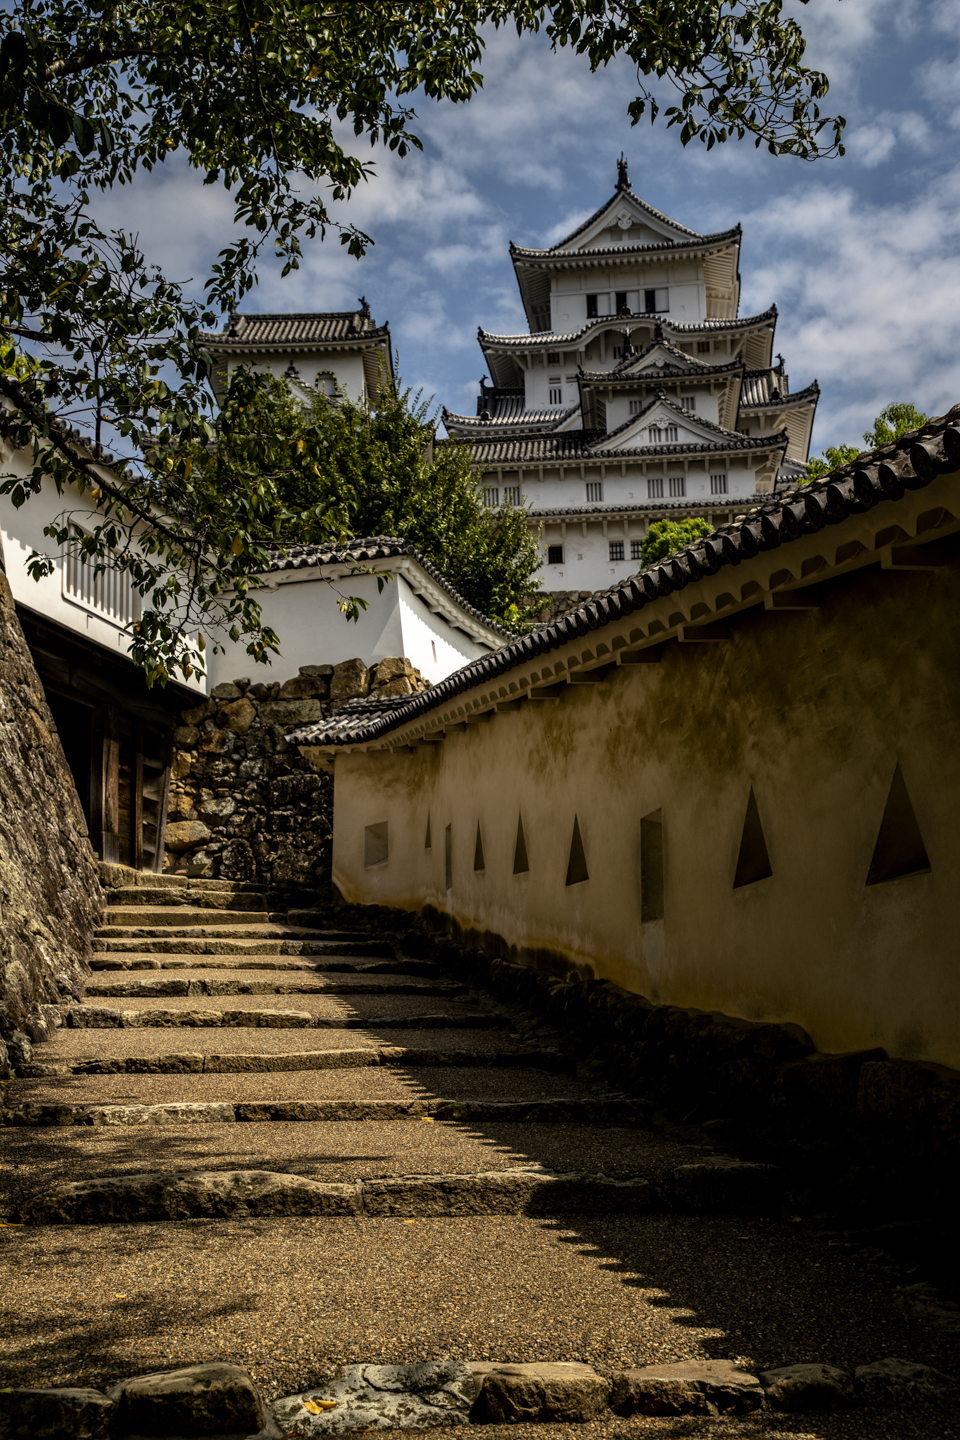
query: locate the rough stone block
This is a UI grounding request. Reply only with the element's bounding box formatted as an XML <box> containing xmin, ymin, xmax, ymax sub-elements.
<box><xmin>779</xmin><ymin>1048</ymin><xmax>888</xmax><ymax>1121</ymax></box>
<box><xmin>855</xmin><ymin>1358</ymin><xmax>956</xmax><ymax>1405</ymax></box>
<box><xmin>173</xmin><ymin>725</ymin><xmax>199</xmax><ymax>748</ymax></box>
<box><xmin>211</xmin><ymin>682</ymin><xmax>242</xmax><ymax>701</ymax></box>
<box><xmin>259</xmin><ymin>699</ymin><xmax>325</xmax><ymax>728</ymax></box>
<box><xmin>329</xmin><ymin>657</ymin><xmax>370</xmax><ymax>700</ymax></box>
<box><xmin>22</xmin><ymin>1169</ymin><xmax>364</xmax><ymax>1223</ymax></box>
<box><xmin>471</xmin><ymin>1362</ymin><xmax>609</xmax><ymax>1424</ymax></box>
<box><xmin>81</xmin><ymin>1101</ymin><xmax>236</xmax><ymax>1126</ymax></box>
<box><xmin>279</xmin><ymin>674</ymin><xmax>329</xmax><ymax>701</ymax></box>
<box><xmin>165</xmin><ymin>820</ymin><xmax>212</xmax><ymax>853</ymax></box>
<box><xmin>668</xmin><ymin>1157</ymin><xmax>780</xmax><ymax>1214</ymax></box>
<box><xmin>299</xmin><ymin>664</ymin><xmax>334</xmax><ymax>677</ymax></box>
<box><xmin>610</xmin><ymin>1361</ymin><xmax>763</xmax><ymax>1417</ymax></box>
<box><xmin>108</xmin><ymin>1362</ymin><xmax>266</xmax><ymax>1436</ymax></box>
<box><xmin>219</xmin><ymin>697</ymin><xmax>257</xmax><ymax>735</ymax></box>
<box><xmin>760</xmin><ymin>1362</ymin><xmax>854</xmax><ymax>1410</ymax></box>
<box><xmin>0</xmin><ymin>1385</ymin><xmax>114</xmax><ymax>1439</ymax></box>
<box><xmin>372</xmin><ymin>656</ymin><xmax>415</xmax><ymax>686</ymax></box>
<box><xmin>376</xmin><ymin>677</ymin><xmax>415</xmax><ymax>697</ymax></box>
<box><xmin>274</xmin><ymin>1361</ymin><xmax>479</xmax><ymax>1436</ymax></box>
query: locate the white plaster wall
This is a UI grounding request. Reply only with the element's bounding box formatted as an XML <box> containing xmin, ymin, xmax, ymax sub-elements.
<box><xmin>226</xmin><ymin>350</ymin><xmax>368</xmax><ymax>402</ymax></box>
<box><xmin>395</xmin><ymin>575</ymin><xmax>495</xmax><ymax>682</ymax></box>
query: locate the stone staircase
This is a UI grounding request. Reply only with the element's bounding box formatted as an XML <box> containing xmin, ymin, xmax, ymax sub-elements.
<box><xmin>5</xmin><ymin>875</ymin><xmax>776</xmax><ymax>1223</ymax></box>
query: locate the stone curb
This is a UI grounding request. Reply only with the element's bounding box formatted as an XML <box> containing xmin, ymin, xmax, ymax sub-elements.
<box><xmin>4</xmin><ymin>1354</ymin><xmax>955</xmax><ymax>1439</ymax></box>
<box><xmin>62</xmin><ymin>1007</ymin><xmax>510</xmax><ymax>1031</ymax></box>
<box><xmin>92</xmin><ymin>938</ymin><xmax>395</xmax><ymax>956</ymax></box>
<box><xmin>16</xmin><ymin>1157</ymin><xmax>778</xmax><ymax>1224</ymax></box>
<box><xmin>87</xmin><ymin>958</ymin><xmax>441</xmax><ymax>976</ymax></box>
<box><xmin>84</xmin><ymin>979</ymin><xmax>462</xmax><ymax>998</ymax></box>
<box><xmin>2</xmin><ymin>1097</ymin><xmax>654</xmax><ymax>1128</ymax></box>
<box><xmin>18</xmin><ymin>1046</ymin><xmax>576</xmax><ymax>1078</ymax></box>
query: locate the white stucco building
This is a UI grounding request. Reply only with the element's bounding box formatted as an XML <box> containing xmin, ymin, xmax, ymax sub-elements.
<box><xmin>442</xmin><ymin>157</ymin><xmax>819</xmax><ymax>593</ymax></box>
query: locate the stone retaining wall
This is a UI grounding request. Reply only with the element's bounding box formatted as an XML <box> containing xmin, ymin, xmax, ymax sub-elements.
<box><xmin>166</xmin><ymin>657</ymin><xmax>429</xmax><ymax>885</ymax></box>
<box><xmin>0</xmin><ymin>571</ymin><xmax>101</xmax><ymax>1076</ymax></box>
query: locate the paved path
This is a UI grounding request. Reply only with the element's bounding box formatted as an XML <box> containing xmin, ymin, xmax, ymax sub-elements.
<box><xmin>1</xmin><ymin>877</ymin><xmax>957</xmax><ymax>1437</ymax></box>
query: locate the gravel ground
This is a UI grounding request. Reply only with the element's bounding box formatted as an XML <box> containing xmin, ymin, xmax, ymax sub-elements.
<box><xmin>374</xmin><ymin>1411</ymin><xmax>958</xmax><ymax>1440</ymax></box>
<box><xmin>1</xmin><ymin>1214</ymin><xmax>955</xmax><ymax>1422</ymax></box>
<box><xmin>88</xmin><ymin>993</ymin><xmax>495</xmax><ymax>1019</ymax></box>
<box><xmin>37</xmin><ymin>1028</ymin><xmax>524</xmax><ymax>1058</ymax></box>
<box><xmin>9</xmin><ymin>1066</ymin><xmax>598</xmax><ymax>1107</ymax></box>
<box><xmin>0</xmin><ymin>1120</ymin><xmax>700</xmax><ymax>1200</ymax></box>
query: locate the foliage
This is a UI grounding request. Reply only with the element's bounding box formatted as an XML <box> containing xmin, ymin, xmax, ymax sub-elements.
<box><xmin>640</xmin><ymin>516</ymin><xmax>712</xmax><ymax>566</ymax></box>
<box><xmin>804</xmin><ymin>402</ymin><xmax>930</xmax><ymax>480</ymax></box>
<box><xmin>275</xmin><ymin>377</ymin><xmax>544</xmax><ymax>633</ymax></box>
<box><xmin>0</xmin><ymin>0</ymin><xmax>843</xmax><ymax>678</ymax></box>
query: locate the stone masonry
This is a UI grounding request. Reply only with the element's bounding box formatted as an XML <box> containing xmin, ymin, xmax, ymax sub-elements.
<box><xmin>0</xmin><ymin>569</ymin><xmax>101</xmax><ymax>1076</ymax></box>
<box><xmin>166</xmin><ymin>657</ymin><xmax>429</xmax><ymax>886</ymax></box>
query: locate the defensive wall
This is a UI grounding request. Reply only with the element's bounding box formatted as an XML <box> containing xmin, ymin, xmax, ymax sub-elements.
<box><xmin>296</xmin><ymin>409</ymin><xmax>960</xmax><ymax>1077</ymax></box>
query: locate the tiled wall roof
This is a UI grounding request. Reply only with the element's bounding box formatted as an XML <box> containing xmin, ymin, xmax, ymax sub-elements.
<box><xmin>201</xmin><ymin>311</ymin><xmax>390</xmax><ymax>347</ymax></box>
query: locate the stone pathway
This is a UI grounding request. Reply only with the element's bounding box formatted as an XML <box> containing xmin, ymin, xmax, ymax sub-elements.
<box><xmin>1</xmin><ymin>876</ymin><xmax>958</xmax><ymax>1438</ymax></box>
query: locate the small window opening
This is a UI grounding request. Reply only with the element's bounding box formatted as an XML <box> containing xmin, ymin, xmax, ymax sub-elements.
<box><xmin>615</xmin><ymin>291</ymin><xmax>628</xmax><ymax>313</ymax></box>
<box><xmin>586</xmin><ymin>482</ymin><xmax>603</xmax><ymax>502</ymax></box>
<box><xmin>697</xmin><ymin>341</ymin><xmax>711</xmax><ymax>354</ymax></box>
<box><xmin>474</xmin><ymin>822</ymin><xmax>485</xmax><ymax>872</ymax></box>
<box><xmin>547</xmin><ymin>544</ymin><xmax>564</xmax><ymax>565</ymax></box>
<box><xmin>586</xmin><ymin>295</ymin><xmax>599</xmax><ymax>318</ymax></box>
<box><xmin>484</xmin><ymin>487</ymin><xmax>499</xmax><ymax>508</ymax></box>
<box><xmin>640</xmin><ymin>809</ymin><xmax>664</xmax><ymax>922</ymax></box>
<box><xmin>609</xmin><ymin>540</ymin><xmax>624</xmax><ymax>561</ymax></box>
<box><xmin>644</xmin><ymin>289</ymin><xmax>657</xmax><ymax>313</ymax></box>
<box><xmin>431</xmin><ymin>641</ymin><xmax>437</xmax><ymax>663</ymax></box>
<box><xmin>681</xmin><ymin>396</ymin><xmax>696</xmax><ymax>411</ymax></box>
<box><xmin>364</xmin><ymin>821</ymin><xmax>389</xmax><ymax>868</ymax></box>
<box><xmin>866</xmin><ymin>764</ymin><xmax>931</xmax><ymax>884</ymax></box>
<box><xmin>549</xmin><ymin>386</ymin><xmax>563</xmax><ymax>405</ymax></box>
<box><xmin>629</xmin><ymin>399</ymin><xmax>643</xmax><ymax>415</ymax></box>
<box><xmin>503</xmin><ymin>485</ymin><xmax>521</xmax><ymax>505</ymax></box>
<box><xmin>710</xmin><ymin>473</ymin><xmax>728</xmax><ymax>495</ymax></box>
<box><xmin>565</xmin><ymin>815</ymin><xmax>589</xmax><ymax>886</ymax></box>
<box><xmin>647</xmin><ymin>478</ymin><xmax>664</xmax><ymax>499</ymax></box>
<box><xmin>668</xmin><ymin>476</ymin><xmax>685</xmax><ymax>497</ymax></box>
<box><xmin>630</xmin><ymin>539</ymin><xmax>643</xmax><ymax>560</ymax></box>
<box><xmin>514</xmin><ymin>814</ymin><xmax>530</xmax><ymax>874</ymax></box>
<box><xmin>547</xmin><ymin>351</ymin><xmax>561</xmax><ymax>364</ymax></box>
<box><xmin>733</xmin><ymin>788</ymin><xmax>772</xmax><ymax>888</ymax></box>
<box><xmin>444</xmin><ymin>824</ymin><xmax>453</xmax><ymax>891</ymax></box>
<box><xmin>425</xmin><ymin>813</ymin><xmax>432</xmax><ymax>850</ymax></box>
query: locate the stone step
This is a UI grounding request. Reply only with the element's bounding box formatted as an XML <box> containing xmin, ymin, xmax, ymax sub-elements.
<box><xmin>106</xmin><ymin>890</ymin><xmax>272</xmax><ymax>911</ymax></box>
<box><xmin>3</xmin><ymin>1096</ymin><xmax>653</xmax><ymax>1127</ymax></box>
<box><xmin>17</xmin><ymin>1158</ymin><xmax>779</xmax><ymax>1224</ymax></box>
<box><xmin>96</xmin><ymin>922</ymin><xmax>344</xmax><ymax>941</ymax></box>
<box><xmin>84</xmin><ymin>977</ymin><xmax>463</xmax><ymax>998</ymax></box>
<box><xmin>92</xmin><ymin>936</ymin><xmax>396</xmax><ymax>956</ymax></box>
<box><xmin>63</xmin><ymin>1006</ymin><xmax>510</xmax><ymax>1030</ymax></box>
<box><xmin>87</xmin><ymin>955</ymin><xmax>440</xmax><ymax>975</ymax></box>
<box><xmin>22</xmin><ymin>1045</ymin><xmax>574</xmax><ymax>1076</ymax></box>
<box><xmin>103</xmin><ymin>907</ymin><xmax>271</xmax><ymax>928</ymax></box>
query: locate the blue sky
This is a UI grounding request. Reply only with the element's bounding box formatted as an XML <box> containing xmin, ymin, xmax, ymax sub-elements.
<box><xmin>103</xmin><ymin>0</ymin><xmax>960</xmax><ymax>454</ymax></box>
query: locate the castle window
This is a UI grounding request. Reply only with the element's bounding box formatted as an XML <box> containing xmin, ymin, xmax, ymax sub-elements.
<box><xmin>697</xmin><ymin>341</ymin><xmax>711</xmax><ymax>354</ymax></box>
<box><xmin>549</xmin><ymin>386</ymin><xmax>562</xmax><ymax>404</ymax></box>
<box><xmin>615</xmin><ymin>291</ymin><xmax>628</xmax><ymax>314</ymax></box>
<box><xmin>648</xmin><ymin>478</ymin><xmax>664</xmax><ymax>498</ymax></box>
<box><xmin>586</xmin><ymin>295</ymin><xmax>599</xmax><ymax>318</ymax></box>
<box><xmin>680</xmin><ymin>396</ymin><xmax>696</xmax><ymax>411</ymax></box>
<box><xmin>609</xmin><ymin>540</ymin><xmax>625</xmax><ymax>561</ymax></box>
<box><xmin>547</xmin><ymin>544</ymin><xmax>564</xmax><ymax>564</ymax></box>
<box><xmin>547</xmin><ymin>352</ymin><xmax>561</xmax><ymax>364</ymax></box>
<box><xmin>483</xmin><ymin>487</ymin><xmax>499</xmax><ymax>508</ymax></box>
<box><xmin>565</xmin><ymin>374</ymin><xmax>577</xmax><ymax>385</ymax></box>
<box><xmin>503</xmin><ymin>485</ymin><xmax>521</xmax><ymax>505</ymax></box>
<box><xmin>648</xmin><ymin>425</ymin><xmax>662</xmax><ymax>443</ymax></box>
<box><xmin>64</xmin><ymin>539</ymin><xmax>142</xmax><ymax>628</ymax></box>
<box><xmin>316</xmin><ymin>372</ymin><xmax>337</xmax><ymax>398</ymax></box>
<box><xmin>668</xmin><ymin>476</ymin><xmax>686</xmax><ymax>497</ymax></box>
<box><xmin>629</xmin><ymin>400</ymin><xmax>642</xmax><ymax>415</ymax></box>
<box><xmin>666</xmin><ymin>424</ymin><xmax>678</xmax><ymax>442</ymax></box>
<box><xmin>631</xmin><ymin>539</ymin><xmax>643</xmax><ymax>560</ymax></box>
<box><xmin>710</xmin><ymin>473</ymin><xmax>728</xmax><ymax>494</ymax></box>
<box><xmin>586</xmin><ymin>482</ymin><xmax>604</xmax><ymax>502</ymax></box>
<box><xmin>644</xmin><ymin>288</ymin><xmax>669</xmax><ymax>313</ymax></box>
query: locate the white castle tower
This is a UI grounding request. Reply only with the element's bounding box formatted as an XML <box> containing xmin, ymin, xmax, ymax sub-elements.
<box><xmin>442</xmin><ymin>157</ymin><xmax>819</xmax><ymax>592</ymax></box>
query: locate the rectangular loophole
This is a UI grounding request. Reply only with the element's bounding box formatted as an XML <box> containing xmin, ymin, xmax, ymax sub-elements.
<box><xmin>445</xmin><ymin>824</ymin><xmax>453</xmax><ymax>891</ymax></box>
<box><xmin>364</xmin><ymin>822</ymin><xmax>389</xmax><ymax>869</ymax></box>
<box><xmin>640</xmin><ymin>810</ymin><xmax>664</xmax><ymax>922</ymax></box>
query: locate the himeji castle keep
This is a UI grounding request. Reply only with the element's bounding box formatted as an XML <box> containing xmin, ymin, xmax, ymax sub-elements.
<box><xmin>442</xmin><ymin>157</ymin><xmax>820</xmax><ymax>593</ymax></box>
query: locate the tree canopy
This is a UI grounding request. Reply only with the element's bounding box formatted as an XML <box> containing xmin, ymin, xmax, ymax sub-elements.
<box><xmin>0</xmin><ymin>0</ymin><xmax>843</xmax><ymax>680</ymax></box>
<box><xmin>267</xmin><ymin>375</ymin><xmax>543</xmax><ymax>631</ymax></box>
<box><xmin>805</xmin><ymin>402</ymin><xmax>929</xmax><ymax>480</ymax></box>
<box><xmin>640</xmin><ymin>516</ymin><xmax>712</xmax><ymax>566</ymax></box>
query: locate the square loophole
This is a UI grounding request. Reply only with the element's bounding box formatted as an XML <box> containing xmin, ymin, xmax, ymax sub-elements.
<box><xmin>364</xmin><ymin>821</ymin><xmax>389</xmax><ymax>868</ymax></box>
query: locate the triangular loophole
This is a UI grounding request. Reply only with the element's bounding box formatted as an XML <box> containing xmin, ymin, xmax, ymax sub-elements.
<box><xmin>733</xmin><ymin>788</ymin><xmax>772</xmax><ymax>889</ymax></box>
<box><xmin>425</xmin><ymin>812</ymin><xmax>432</xmax><ymax>850</ymax></box>
<box><xmin>474</xmin><ymin>821</ymin><xmax>485</xmax><ymax>872</ymax></box>
<box><xmin>867</xmin><ymin>764</ymin><xmax>930</xmax><ymax>885</ymax></box>
<box><xmin>513</xmin><ymin>814</ymin><xmax>529</xmax><ymax>875</ymax></box>
<box><xmin>565</xmin><ymin>815</ymin><xmax>589</xmax><ymax>886</ymax></box>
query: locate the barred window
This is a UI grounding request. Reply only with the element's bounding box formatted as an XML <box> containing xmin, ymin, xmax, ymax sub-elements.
<box><xmin>629</xmin><ymin>400</ymin><xmax>642</xmax><ymax>415</ymax></box>
<box><xmin>680</xmin><ymin>396</ymin><xmax>696</xmax><ymax>411</ymax></box>
<box><xmin>648</xmin><ymin>478</ymin><xmax>664</xmax><ymax>499</ymax></box>
<box><xmin>548</xmin><ymin>382</ymin><xmax>563</xmax><ymax>404</ymax></box>
<box><xmin>666</xmin><ymin>424</ymin><xmax>678</xmax><ymax>442</ymax></box>
<box><xmin>547</xmin><ymin>544</ymin><xmax>564</xmax><ymax>565</ymax></box>
<box><xmin>503</xmin><ymin>485</ymin><xmax>521</xmax><ymax>506</ymax></box>
<box><xmin>586</xmin><ymin>482</ymin><xmax>603</xmax><ymax>502</ymax></box>
<box><xmin>668</xmin><ymin>476</ymin><xmax>686</xmax><ymax>498</ymax></box>
<box><xmin>697</xmin><ymin>341</ymin><xmax>711</xmax><ymax>354</ymax></box>
<box><xmin>630</xmin><ymin>539</ymin><xmax>643</xmax><ymax>560</ymax></box>
<box><xmin>64</xmin><ymin>542</ymin><xmax>142</xmax><ymax>628</ymax></box>
<box><xmin>609</xmin><ymin>540</ymin><xmax>624</xmax><ymax>561</ymax></box>
<box><xmin>547</xmin><ymin>352</ymin><xmax>561</xmax><ymax>364</ymax></box>
<box><xmin>710</xmin><ymin>473</ymin><xmax>728</xmax><ymax>494</ymax></box>
<box><xmin>648</xmin><ymin>425</ymin><xmax>662</xmax><ymax>443</ymax></box>
<box><xmin>483</xmin><ymin>487</ymin><xmax>499</xmax><ymax>508</ymax></box>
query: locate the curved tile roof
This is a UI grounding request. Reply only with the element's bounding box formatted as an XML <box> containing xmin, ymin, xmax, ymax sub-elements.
<box><xmin>201</xmin><ymin>311</ymin><xmax>390</xmax><ymax>348</ymax></box>
<box><xmin>510</xmin><ymin>226</ymin><xmax>741</xmax><ymax>261</ymax></box>
<box><xmin>289</xmin><ymin>408</ymin><xmax>960</xmax><ymax>750</ymax></box>
<box><xmin>479</xmin><ymin>305</ymin><xmax>778</xmax><ymax>350</ymax></box>
<box><xmin>550</xmin><ymin>185</ymin><xmax>706</xmax><ymax>249</ymax></box>
<box><xmin>442</xmin><ymin>404</ymin><xmax>579</xmax><ymax>435</ymax></box>
<box><xmin>740</xmin><ymin>375</ymin><xmax>820</xmax><ymax>410</ymax></box>
<box><xmin>265</xmin><ymin>536</ymin><xmax>511</xmax><ymax>640</ymax></box>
